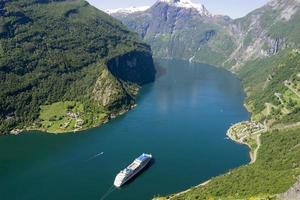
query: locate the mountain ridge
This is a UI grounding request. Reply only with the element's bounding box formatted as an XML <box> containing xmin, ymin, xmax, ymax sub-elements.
<box><xmin>110</xmin><ymin>0</ymin><xmax>300</xmax><ymax>71</ymax></box>
<box><xmin>109</xmin><ymin>0</ymin><xmax>235</xmax><ymax>66</ymax></box>
<box><xmin>0</xmin><ymin>0</ymin><xmax>156</xmax><ymax>134</ymax></box>
<box><xmin>106</xmin><ymin>0</ymin><xmax>211</xmax><ymax>17</ymax></box>
<box><xmin>109</xmin><ymin>0</ymin><xmax>234</xmax><ymax>67</ymax></box>
<box><xmin>108</xmin><ymin>0</ymin><xmax>300</xmax><ymax>199</ymax></box>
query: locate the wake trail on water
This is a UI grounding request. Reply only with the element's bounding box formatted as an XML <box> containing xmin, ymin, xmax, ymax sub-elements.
<box><xmin>85</xmin><ymin>152</ymin><xmax>104</xmax><ymax>162</ymax></box>
<box><xmin>99</xmin><ymin>185</ymin><xmax>116</xmax><ymax>200</ymax></box>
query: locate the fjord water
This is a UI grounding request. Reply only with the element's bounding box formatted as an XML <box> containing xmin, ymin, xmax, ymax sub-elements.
<box><xmin>0</xmin><ymin>60</ymin><xmax>250</xmax><ymax>200</ymax></box>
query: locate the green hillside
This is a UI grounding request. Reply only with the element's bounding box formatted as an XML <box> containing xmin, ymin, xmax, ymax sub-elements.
<box><xmin>147</xmin><ymin>0</ymin><xmax>300</xmax><ymax>199</ymax></box>
<box><xmin>158</xmin><ymin>128</ymin><xmax>300</xmax><ymax>200</ymax></box>
<box><xmin>143</xmin><ymin>22</ymin><xmax>236</xmax><ymax>66</ymax></box>
<box><xmin>154</xmin><ymin>50</ymin><xmax>300</xmax><ymax>200</ymax></box>
<box><xmin>116</xmin><ymin>0</ymin><xmax>300</xmax><ymax>71</ymax></box>
<box><xmin>0</xmin><ymin>0</ymin><xmax>155</xmax><ymax>134</ymax></box>
<box><xmin>239</xmin><ymin>50</ymin><xmax>300</xmax><ymax>124</ymax></box>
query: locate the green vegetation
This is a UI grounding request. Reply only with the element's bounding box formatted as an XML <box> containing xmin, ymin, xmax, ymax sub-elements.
<box><xmin>36</xmin><ymin>101</ymin><xmax>107</xmax><ymax>133</ymax></box>
<box><xmin>151</xmin><ymin>2</ymin><xmax>300</xmax><ymax>198</ymax></box>
<box><xmin>155</xmin><ymin>43</ymin><xmax>300</xmax><ymax>200</ymax></box>
<box><xmin>227</xmin><ymin>121</ymin><xmax>264</xmax><ymax>149</ymax></box>
<box><xmin>143</xmin><ymin>20</ymin><xmax>235</xmax><ymax>66</ymax></box>
<box><xmin>0</xmin><ymin>0</ymin><xmax>153</xmax><ymax>134</ymax></box>
<box><xmin>268</xmin><ymin>11</ymin><xmax>300</xmax><ymax>44</ymax></box>
<box><xmin>239</xmin><ymin>50</ymin><xmax>300</xmax><ymax>125</ymax></box>
<box><xmin>156</xmin><ymin>48</ymin><xmax>300</xmax><ymax>200</ymax></box>
<box><xmin>159</xmin><ymin>128</ymin><xmax>300</xmax><ymax>200</ymax></box>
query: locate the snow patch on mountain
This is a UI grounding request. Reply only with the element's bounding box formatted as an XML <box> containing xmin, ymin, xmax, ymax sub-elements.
<box><xmin>158</xmin><ymin>0</ymin><xmax>211</xmax><ymax>16</ymax></box>
<box><xmin>105</xmin><ymin>6</ymin><xmax>150</xmax><ymax>15</ymax></box>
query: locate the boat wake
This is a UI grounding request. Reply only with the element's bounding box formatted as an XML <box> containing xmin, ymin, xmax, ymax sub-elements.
<box><xmin>85</xmin><ymin>152</ymin><xmax>104</xmax><ymax>162</ymax></box>
<box><xmin>99</xmin><ymin>185</ymin><xmax>116</xmax><ymax>200</ymax></box>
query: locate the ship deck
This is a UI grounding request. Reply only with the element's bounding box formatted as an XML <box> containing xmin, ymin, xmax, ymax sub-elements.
<box><xmin>127</xmin><ymin>162</ymin><xmax>139</xmax><ymax>170</ymax></box>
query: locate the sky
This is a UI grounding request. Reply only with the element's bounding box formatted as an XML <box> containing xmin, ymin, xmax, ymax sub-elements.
<box><xmin>87</xmin><ymin>0</ymin><xmax>269</xmax><ymax>19</ymax></box>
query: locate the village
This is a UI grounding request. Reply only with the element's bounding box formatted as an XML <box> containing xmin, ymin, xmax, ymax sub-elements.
<box><xmin>227</xmin><ymin>121</ymin><xmax>266</xmax><ymax>144</ymax></box>
<box><xmin>60</xmin><ymin>110</ymin><xmax>85</xmax><ymax>130</ymax></box>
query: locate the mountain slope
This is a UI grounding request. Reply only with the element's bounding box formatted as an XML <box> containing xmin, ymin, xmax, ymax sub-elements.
<box><xmin>111</xmin><ymin>0</ymin><xmax>235</xmax><ymax>66</ymax></box>
<box><xmin>0</xmin><ymin>0</ymin><xmax>156</xmax><ymax>134</ymax></box>
<box><xmin>148</xmin><ymin>0</ymin><xmax>300</xmax><ymax>199</ymax></box>
<box><xmin>157</xmin><ymin>127</ymin><xmax>300</xmax><ymax>200</ymax></box>
<box><xmin>112</xmin><ymin>0</ymin><xmax>300</xmax><ymax>123</ymax></box>
<box><xmin>226</xmin><ymin>0</ymin><xmax>300</xmax><ymax>70</ymax></box>
<box><xmin>105</xmin><ymin>6</ymin><xmax>150</xmax><ymax>16</ymax></box>
<box><xmin>111</xmin><ymin>0</ymin><xmax>300</xmax><ymax>70</ymax></box>
<box><xmin>109</xmin><ymin>0</ymin><xmax>300</xmax><ymax>199</ymax></box>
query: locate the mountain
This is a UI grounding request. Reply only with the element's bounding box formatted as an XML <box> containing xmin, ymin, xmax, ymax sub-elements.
<box><xmin>228</xmin><ymin>0</ymin><xmax>300</xmax><ymax>125</ymax></box>
<box><xmin>105</xmin><ymin>6</ymin><xmax>150</xmax><ymax>16</ymax></box>
<box><xmin>226</xmin><ymin>0</ymin><xmax>300</xmax><ymax>70</ymax></box>
<box><xmin>110</xmin><ymin>0</ymin><xmax>300</xmax><ymax>199</ymax></box>
<box><xmin>111</xmin><ymin>0</ymin><xmax>300</xmax><ymax>124</ymax></box>
<box><xmin>110</xmin><ymin>0</ymin><xmax>300</xmax><ymax>69</ymax></box>
<box><xmin>110</xmin><ymin>0</ymin><xmax>234</xmax><ymax>66</ymax></box>
<box><xmin>0</xmin><ymin>0</ymin><xmax>156</xmax><ymax>134</ymax></box>
<box><xmin>154</xmin><ymin>50</ymin><xmax>300</xmax><ymax>200</ymax></box>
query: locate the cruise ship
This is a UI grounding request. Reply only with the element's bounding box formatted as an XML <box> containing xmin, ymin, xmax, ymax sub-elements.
<box><xmin>114</xmin><ymin>153</ymin><xmax>152</xmax><ymax>187</ymax></box>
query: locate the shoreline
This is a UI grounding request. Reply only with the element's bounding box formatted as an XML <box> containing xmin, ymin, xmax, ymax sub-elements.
<box><xmin>151</xmin><ymin>60</ymin><xmax>260</xmax><ymax>200</ymax></box>
<box><xmin>154</xmin><ymin>120</ymin><xmax>263</xmax><ymax>200</ymax></box>
<box><xmin>8</xmin><ymin>104</ymin><xmax>137</xmax><ymax>136</ymax></box>
<box><xmin>158</xmin><ymin>120</ymin><xmax>300</xmax><ymax>200</ymax></box>
<box><xmin>154</xmin><ymin>180</ymin><xmax>211</xmax><ymax>200</ymax></box>
<box><xmin>225</xmin><ymin>121</ymin><xmax>265</xmax><ymax>164</ymax></box>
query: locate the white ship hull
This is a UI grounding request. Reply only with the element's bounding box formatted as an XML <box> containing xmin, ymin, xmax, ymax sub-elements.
<box><xmin>114</xmin><ymin>154</ymin><xmax>152</xmax><ymax>187</ymax></box>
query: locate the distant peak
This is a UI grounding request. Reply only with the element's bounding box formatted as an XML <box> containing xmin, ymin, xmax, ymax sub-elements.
<box><xmin>105</xmin><ymin>6</ymin><xmax>150</xmax><ymax>15</ymax></box>
<box><xmin>157</xmin><ymin>0</ymin><xmax>211</xmax><ymax>16</ymax></box>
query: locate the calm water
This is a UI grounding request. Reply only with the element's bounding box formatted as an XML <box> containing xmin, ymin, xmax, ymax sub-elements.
<box><xmin>0</xmin><ymin>60</ymin><xmax>250</xmax><ymax>200</ymax></box>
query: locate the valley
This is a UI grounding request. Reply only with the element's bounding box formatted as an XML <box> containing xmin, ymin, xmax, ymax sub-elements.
<box><xmin>108</xmin><ymin>0</ymin><xmax>300</xmax><ymax>199</ymax></box>
<box><xmin>0</xmin><ymin>0</ymin><xmax>299</xmax><ymax>199</ymax></box>
<box><xmin>0</xmin><ymin>60</ymin><xmax>251</xmax><ymax>200</ymax></box>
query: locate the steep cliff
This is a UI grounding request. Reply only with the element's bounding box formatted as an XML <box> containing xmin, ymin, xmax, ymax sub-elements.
<box><xmin>108</xmin><ymin>1</ymin><xmax>300</xmax><ymax>199</ymax></box>
<box><xmin>107</xmin><ymin>50</ymin><xmax>155</xmax><ymax>85</ymax></box>
<box><xmin>0</xmin><ymin>0</ymin><xmax>156</xmax><ymax>134</ymax></box>
<box><xmin>93</xmin><ymin>50</ymin><xmax>155</xmax><ymax>110</ymax></box>
<box><xmin>225</xmin><ymin>0</ymin><xmax>300</xmax><ymax>71</ymax></box>
<box><xmin>110</xmin><ymin>0</ymin><xmax>300</xmax><ymax>71</ymax></box>
<box><xmin>110</xmin><ymin>0</ymin><xmax>235</xmax><ymax>66</ymax></box>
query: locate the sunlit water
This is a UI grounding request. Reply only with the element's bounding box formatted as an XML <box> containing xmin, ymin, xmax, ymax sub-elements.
<box><xmin>0</xmin><ymin>59</ymin><xmax>250</xmax><ymax>200</ymax></box>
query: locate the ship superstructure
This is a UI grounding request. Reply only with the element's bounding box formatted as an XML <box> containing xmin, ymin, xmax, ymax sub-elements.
<box><xmin>114</xmin><ymin>153</ymin><xmax>152</xmax><ymax>187</ymax></box>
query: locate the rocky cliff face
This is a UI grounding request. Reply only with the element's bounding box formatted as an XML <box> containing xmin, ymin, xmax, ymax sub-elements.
<box><xmin>114</xmin><ymin>0</ymin><xmax>211</xmax><ymax>37</ymax></box>
<box><xmin>0</xmin><ymin>0</ymin><xmax>156</xmax><ymax>134</ymax></box>
<box><xmin>107</xmin><ymin>50</ymin><xmax>155</xmax><ymax>85</ymax></box>
<box><xmin>109</xmin><ymin>0</ymin><xmax>300</xmax><ymax>71</ymax></box>
<box><xmin>93</xmin><ymin>50</ymin><xmax>156</xmax><ymax>110</ymax></box>
<box><xmin>224</xmin><ymin>0</ymin><xmax>300</xmax><ymax>70</ymax></box>
<box><xmin>110</xmin><ymin>0</ymin><xmax>234</xmax><ymax>65</ymax></box>
<box><xmin>92</xmin><ymin>68</ymin><xmax>133</xmax><ymax>110</ymax></box>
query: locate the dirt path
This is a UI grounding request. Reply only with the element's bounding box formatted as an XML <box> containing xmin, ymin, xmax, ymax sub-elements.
<box><xmin>156</xmin><ymin>122</ymin><xmax>300</xmax><ymax>200</ymax></box>
<box><xmin>249</xmin><ymin>122</ymin><xmax>300</xmax><ymax>164</ymax></box>
<box><xmin>265</xmin><ymin>102</ymin><xmax>277</xmax><ymax>115</ymax></box>
<box><xmin>285</xmin><ymin>82</ymin><xmax>300</xmax><ymax>98</ymax></box>
<box><xmin>250</xmin><ymin>133</ymin><xmax>261</xmax><ymax>164</ymax></box>
<box><xmin>274</xmin><ymin>122</ymin><xmax>300</xmax><ymax>131</ymax></box>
